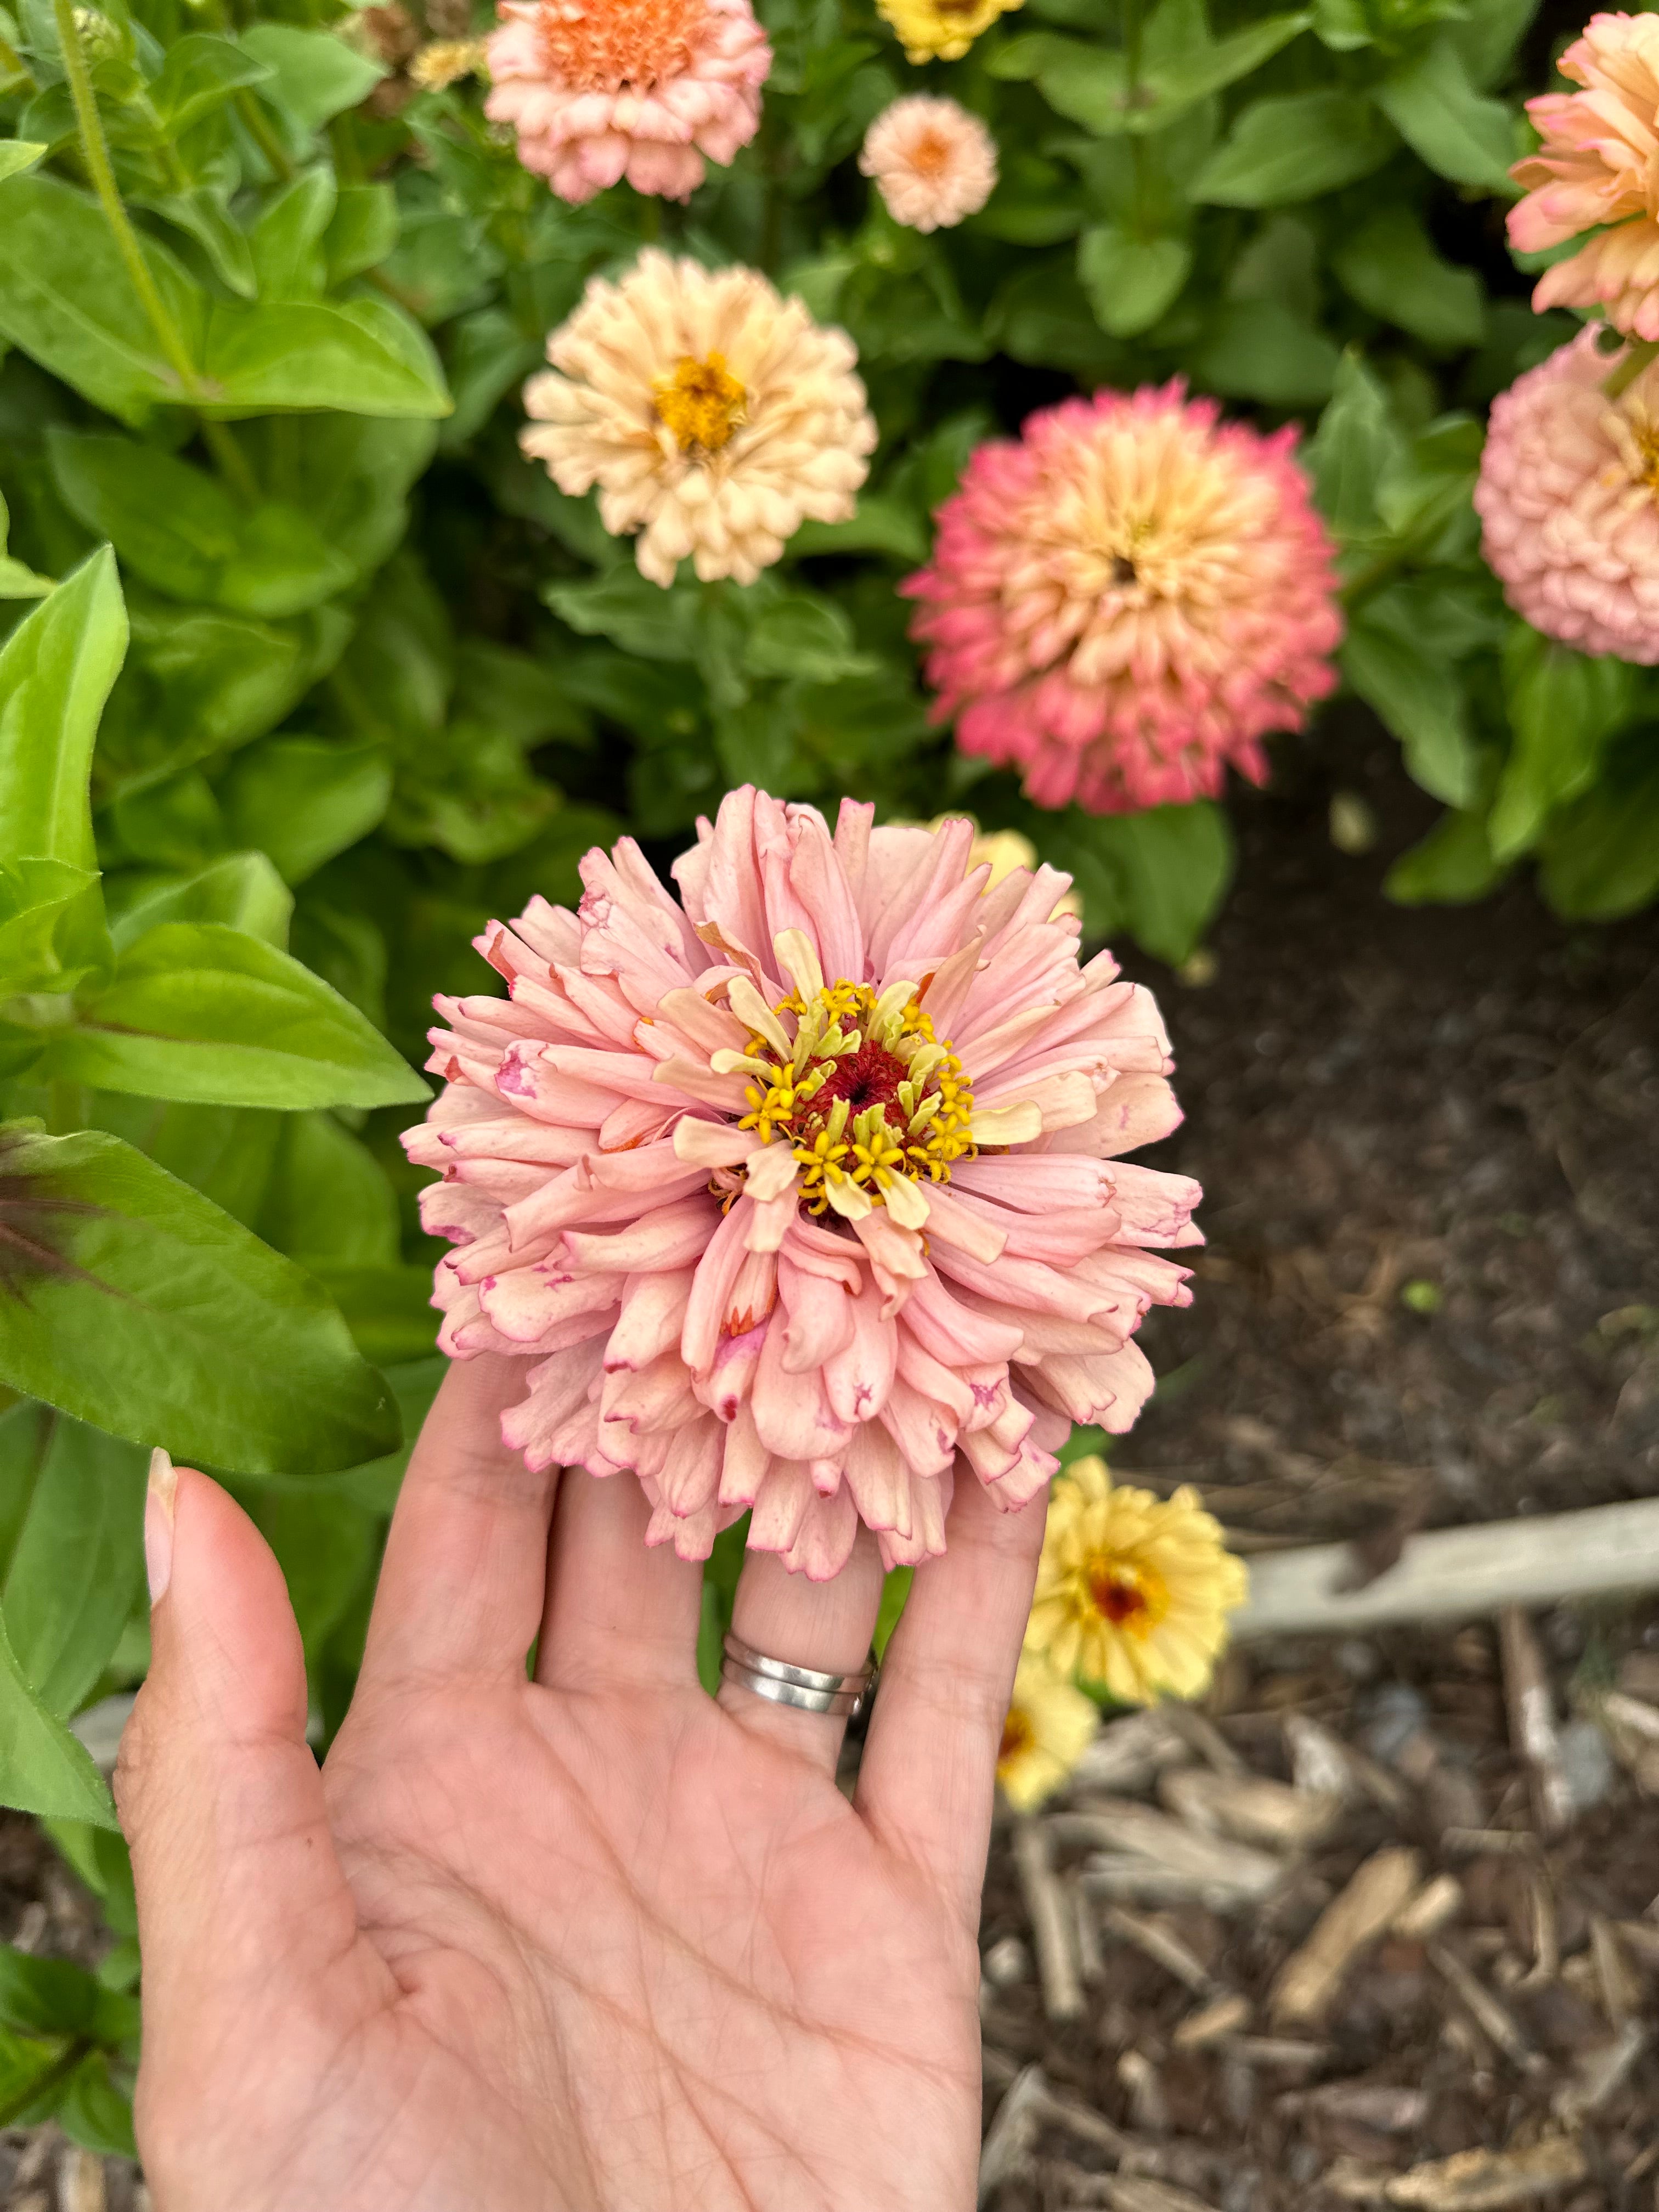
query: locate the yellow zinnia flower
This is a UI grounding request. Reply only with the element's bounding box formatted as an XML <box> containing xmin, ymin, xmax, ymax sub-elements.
<box><xmin>1025</xmin><ymin>1457</ymin><xmax>1248</xmax><ymax>1706</ymax></box>
<box><xmin>876</xmin><ymin>0</ymin><xmax>1022</xmax><ymax>65</ymax></box>
<box><xmin>997</xmin><ymin>1654</ymin><xmax>1099</xmax><ymax>1812</ymax></box>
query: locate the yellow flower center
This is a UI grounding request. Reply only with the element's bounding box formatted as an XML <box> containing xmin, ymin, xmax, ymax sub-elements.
<box><xmin>654</xmin><ymin>352</ymin><xmax>747</xmax><ymax>455</ymax></box>
<box><xmin>998</xmin><ymin>1705</ymin><xmax>1035</xmax><ymax>1768</ymax></box>
<box><xmin>737</xmin><ymin>979</ymin><xmax>975</xmax><ymax>1215</ymax></box>
<box><xmin>1084</xmin><ymin>1553</ymin><xmax>1168</xmax><ymax>1638</ymax></box>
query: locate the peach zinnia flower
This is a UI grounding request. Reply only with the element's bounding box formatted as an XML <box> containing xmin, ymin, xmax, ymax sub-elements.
<box><xmin>521</xmin><ymin>251</ymin><xmax>876</xmax><ymax>587</ymax></box>
<box><xmin>405</xmin><ymin>789</ymin><xmax>1200</xmax><ymax>1581</ymax></box>
<box><xmin>483</xmin><ymin>0</ymin><xmax>770</xmax><ymax>205</ymax></box>
<box><xmin>1476</xmin><ymin>326</ymin><xmax>1659</xmax><ymax>659</ymax></box>
<box><xmin>859</xmin><ymin>96</ymin><xmax>997</xmax><ymax>233</ymax></box>
<box><xmin>1509</xmin><ymin>13</ymin><xmax>1659</xmax><ymax>338</ymax></box>
<box><xmin>904</xmin><ymin>385</ymin><xmax>1341</xmax><ymax>816</ymax></box>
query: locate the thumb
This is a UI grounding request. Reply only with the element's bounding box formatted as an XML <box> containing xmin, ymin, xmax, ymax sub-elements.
<box><xmin>117</xmin><ymin>1452</ymin><xmax>359</xmax><ymax>2052</ymax></box>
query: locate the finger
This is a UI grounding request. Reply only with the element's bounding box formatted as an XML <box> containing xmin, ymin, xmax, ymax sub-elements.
<box><xmin>360</xmin><ymin>1353</ymin><xmax>556</xmax><ymax>1688</ymax></box>
<box><xmin>535</xmin><ymin>1470</ymin><xmax>703</xmax><ymax>1692</ymax></box>
<box><xmin>118</xmin><ymin>1457</ymin><xmax>371</xmax><ymax>2070</ymax></box>
<box><xmin>716</xmin><ymin>1525</ymin><xmax>884</xmax><ymax>1773</ymax></box>
<box><xmin>854</xmin><ymin>1474</ymin><xmax>1046</xmax><ymax>1923</ymax></box>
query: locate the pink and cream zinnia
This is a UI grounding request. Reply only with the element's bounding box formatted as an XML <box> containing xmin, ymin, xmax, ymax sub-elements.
<box><xmin>406</xmin><ymin>791</ymin><xmax>1200</xmax><ymax>1581</ymax></box>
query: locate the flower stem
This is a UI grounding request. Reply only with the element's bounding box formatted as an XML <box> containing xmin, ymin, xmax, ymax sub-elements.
<box><xmin>237</xmin><ymin>87</ymin><xmax>295</xmax><ymax>182</ymax></box>
<box><xmin>1601</xmin><ymin>335</ymin><xmax>1659</xmax><ymax>402</ymax></box>
<box><xmin>53</xmin><ymin>0</ymin><xmax>260</xmax><ymax>503</ymax></box>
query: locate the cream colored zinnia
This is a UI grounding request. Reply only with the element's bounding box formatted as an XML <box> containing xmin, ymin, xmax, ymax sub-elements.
<box><xmin>998</xmin><ymin>1654</ymin><xmax>1099</xmax><ymax>1812</ymax></box>
<box><xmin>1025</xmin><ymin>1457</ymin><xmax>1246</xmax><ymax>1704</ymax></box>
<box><xmin>521</xmin><ymin>251</ymin><xmax>877</xmax><ymax>588</ymax></box>
<box><xmin>877</xmin><ymin>0</ymin><xmax>1021</xmax><ymax>63</ymax></box>
<box><xmin>859</xmin><ymin>96</ymin><xmax>997</xmax><ymax>233</ymax></box>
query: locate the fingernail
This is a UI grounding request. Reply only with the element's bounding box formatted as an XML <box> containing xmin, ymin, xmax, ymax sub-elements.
<box><xmin>146</xmin><ymin>1447</ymin><xmax>177</xmax><ymax>1604</ymax></box>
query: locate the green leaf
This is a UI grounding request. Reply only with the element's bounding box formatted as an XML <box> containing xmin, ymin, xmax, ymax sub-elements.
<box><xmin>1077</xmin><ymin>225</ymin><xmax>1192</xmax><ymax>337</ymax></box>
<box><xmin>1312</xmin><ymin>0</ymin><xmax>1370</xmax><ymax>48</ymax></box>
<box><xmin>545</xmin><ymin>569</ymin><xmax>701</xmax><ymax>661</ymax></box>
<box><xmin>52</xmin><ymin>922</ymin><xmax>430</xmax><ymax>1110</ymax></box>
<box><xmin>1057</xmin><ymin>802</ymin><xmax>1235</xmax><ymax>964</ymax></box>
<box><xmin>0</xmin><ymin>1945</ymin><xmax>102</xmax><ymax>2038</ymax></box>
<box><xmin>0</xmin><ymin>173</ymin><xmax>206</xmax><ymax>426</ymax></box>
<box><xmin>0</xmin><ymin>488</ymin><xmax>51</xmax><ymax>603</ymax></box>
<box><xmin>201</xmin><ymin>296</ymin><xmax>450</xmax><ymax>420</ymax></box>
<box><xmin>326</xmin><ymin>183</ymin><xmax>398</xmax><ymax>287</ymax></box>
<box><xmin>1449</xmin><ymin>0</ymin><xmax>1539</xmax><ymax>88</ymax></box>
<box><xmin>0</xmin><ymin>143</ymin><xmax>44</xmax><ymax>183</ymax></box>
<box><xmin>239</xmin><ymin>1483</ymin><xmax>377</xmax><ymax>1665</ymax></box>
<box><xmin>744</xmin><ymin>596</ymin><xmax>877</xmax><ymax>685</ymax></box>
<box><xmin>148</xmin><ymin>33</ymin><xmax>274</xmax><ymax>133</ymax></box>
<box><xmin>0</xmin><ymin>1603</ymin><xmax>115</xmax><ymax>1828</ymax></box>
<box><xmin>1385</xmin><ymin>808</ymin><xmax>1505</xmax><ymax>904</ymax></box>
<box><xmin>134</xmin><ymin>186</ymin><xmax>257</xmax><ymax>302</ymax></box>
<box><xmin>1191</xmin><ymin>298</ymin><xmax>1340</xmax><ymax>404</ymax></box>
<box><xmin>322</xmin><ymin>1355</ymin><xmax>441</xmax><ymax>1514</ymax></box>
<box><xmin>1190</xmin><ymin>91</ymin><xmax>1398</xmax><ymax>205</ymax></box>
<box><xmin>1373</xmin><ymin>38</ymin><xmax>1516</xmax><ymax>192</ymax></box>
<box><xmin>0</xmin><ymin>548</ymin><xmax>126</xmax><ymax>872</ymax></box>
<box><xmin>1342</xmin><ymin>591</ymin><xmax>1477</xmax><ymax>806</ymax></box>
<box><xmin>0</xmin><ymin>1124</ymin><xmax>402</xmax><ymax>1475</ymax></box>
<box><xmin>256</xmin><ymin>1113</ymin><xmax>399</xmax><ymax>1270</ymax></box>
<box><xmin>788</xmin><ymin>498</ymin><xmax>928</xmax><ymax>562</ymax></box>
<box><xmin>1307</xmin><ymin>351</ymin><xmax>1407</xmax><ymax>540</ymax></box>
<box><xmin>1490</xmin><ymin>629</ymin><xmax>1637</xmax><ymax>861</ymax></box>
<box><xmin>1539</xmin><ymin>751</ymin><xmax>1659</xmax><ymax>920</ymax></box>
<box><xmin>250</xmin><ymin>166</ymin><xmax>336</xmax><ymax>302</ymax></box>
<box><xmin>990</xmin><ymin>9</ymin><xmax>1310</xmax><ymax>132</ymax></box>
<box><xmin>2</xmin><ymin>1413</ymin><xmax>145</xmax><ymax>1719</ymax></box>
<box><xmin>56</xmin><ymin>2048</ymin><xmax>137</xmax><ymax>2159</ymax></box>
<box><xmin>240</xmin><ymin>24</ymin><xmax>386</xmax><ymax>130</ymax></box>
<box><xmin>218</xmin><ymin>736</ymin><xmax>391</xmax><ymax>883</ymax></box>
<box><xmin>48</xmin><ymin>430</ymin><xmax>356</xmax><ymax>617</ymax></box>
<box><xmin>0</xmin><ymin>2024</ymin><xmax>80</xmax><ymax>2123</ymax></box>
<box><xmin>0</xmin><ymin>860</ymin><xmax>101</xmax><ymax>996</ymax></box>
<box><xmin>315</xmin><ymin>1266</ymin><xmax>439</xmax><ymax>1368</ymax></box>
<box><xmin>110</xmin><ymin>853</ymin><xmax>292</xmax><ymax>952</ymax></box>
<box><xmin>1332</xmin><ymin>206</ymin><xmax>1485</xmax><ymax>348</ymax></box>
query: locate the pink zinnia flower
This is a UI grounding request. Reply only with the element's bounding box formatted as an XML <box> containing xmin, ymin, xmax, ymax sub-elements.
<box><xmin>405</xmin><ymin>791</ymin><xmax>1199</xmax><ymax>1582</ymax></box>
<box><xmin>1509</xmin><ymin>13</ymin><xmax>1659</xmax><ymax>339</ymax></box>
<box><xmin>903</xmin><ymin>386</ymin><xmax>1342</xmax><ymax>817</ymax></box>
<box><xmin>1475</xmin><ymin>326</ymin><xmax>1659</xmax><ymax>659</ymax></box>
<box><xmin>859</xmin><ymin>96</ymin><xmax>998</xmax><ymax>233</ymax></box>
<box><xmin>483</xmin><ymin>0</ymin><xmax>770</xmax><ymax>206</ymax></box>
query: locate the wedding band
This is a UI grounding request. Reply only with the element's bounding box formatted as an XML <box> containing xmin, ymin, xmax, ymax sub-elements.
<box><xmin>720</xmin><ymin>1633</ymin><xmax>877</xmax><ymax>1719</ymax></box>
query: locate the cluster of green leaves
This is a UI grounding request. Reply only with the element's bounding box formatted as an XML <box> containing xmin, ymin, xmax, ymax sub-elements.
<box><xmin>0</xmin><ymin>0</ymin><xmax>1644</xmax><ymax>2147</ymax></box>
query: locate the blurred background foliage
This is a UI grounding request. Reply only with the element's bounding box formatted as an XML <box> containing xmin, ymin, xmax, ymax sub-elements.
<box><xmin>0</xmin><ymin>0</ymin><xmax>1650</xmax><ymax>2148</ymax></box>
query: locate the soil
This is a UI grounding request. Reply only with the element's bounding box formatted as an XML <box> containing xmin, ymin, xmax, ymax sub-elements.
<box><xmin>4</xmin><ymin>727</ymin><xmax>1657</xmax><ymax>2209</ymax></box>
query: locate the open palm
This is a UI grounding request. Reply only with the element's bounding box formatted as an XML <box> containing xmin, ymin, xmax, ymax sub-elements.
<box><xmin>117</xmin><ymin>1355</ymin><xmax>1045</xmax><ymax>2212</ymax></box>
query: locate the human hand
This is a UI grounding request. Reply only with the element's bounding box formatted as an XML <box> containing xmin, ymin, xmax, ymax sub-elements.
<box><xmin>117</xmin><ymin>1353</ymin><xmax>1045</xmax><ymax>2212</ymax></box>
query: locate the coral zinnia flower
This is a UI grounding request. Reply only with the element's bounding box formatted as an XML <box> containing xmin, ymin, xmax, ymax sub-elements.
<box><xmin>904</xmin><ymin>385</ymin><xmax>1342</xmax><ymax>816</ymax></box>
<box><xmin>877</xmin><ymin>0</ymin><xmax>1020</xmax><ymax>63</ymax></box>
<box><xmin>483</xmin><ymin>0</ymin><xmax>770</xmax><ymax>206</ymax></box>
<box><xmin>405</xmin><ymin>791</ymin><xmax>1201</xmax><ymax>1580</ymax></box>
<box><xmin>521</xmin><ymin>251</ymin><xmax>877</xmax><ymax>587</ymax></box>
<box><xmin>998</xmin><ymin>1654</ymin><xmax>1099</xmax><ymax>1811</ymax></box>
<box><xmin>859</xmin><ymin>96</ymin><xmax>998</xmax><ymax>233</ymax></box>
<box><xmin>1025</xmin><ymin>1458</ymin><xmax>1246</xmax><ymax>1702</ymax></box>
<box><xmin>1476</xmin><ymin>326</ymin><xmax>1659</xmax><ymax>659</ymax></box>
<box><xmin>1509</xmin><ymin>13</ymin><xmax>1659</xmax><ymax>339</ymax></box>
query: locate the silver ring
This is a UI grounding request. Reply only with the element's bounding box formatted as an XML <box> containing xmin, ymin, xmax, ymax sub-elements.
<box><xmin>720</xmin><ymin>1633</ymin><xmax>877</xmax><ymax>1719</ymax></box>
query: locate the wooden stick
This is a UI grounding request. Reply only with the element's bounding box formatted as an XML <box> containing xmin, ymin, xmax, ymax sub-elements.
<box><xmin>1233</xmin><ymin>1497</ymin><xmax>1659</xmax><ymax>1639</ymax></box>
<box><xmin>1013</xmin><ymin>1818</ymin><xmax>1085</xmax><ymax>2023</ymax></box>
<box><xmin>1269</xmin><ymin>1847</ymin><xmax>1421</xmax><ymax>2027</ymax></box>
<box><xmin>1497</xmin><ymin>1609</ymin><xmax>1573</xmax><ymax>1840</ymax></box>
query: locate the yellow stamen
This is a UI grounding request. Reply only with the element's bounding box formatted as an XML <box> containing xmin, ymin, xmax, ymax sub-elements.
<box><xmin>654</xmin><ymin>352</ymin><xmax>747</xmax><ymax>455</ymax></box>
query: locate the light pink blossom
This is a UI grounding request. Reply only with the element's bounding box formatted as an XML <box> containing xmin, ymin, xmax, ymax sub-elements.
<box><xmin>1509</xmin><ymin>12</ymin><xmax>1659</xmax><ymax>339</ymax></box>
<box><xmin>405</xmin><ymin>791</ymin><xmax>1199</xmax><ymax>1581</ymax></box>
<box><xmin>1475</xmin><ymin>325</ymin><xmax>1659</xmax><ymax>660</ymax></box>
<box><xmin>483</xmin><ymin>0</ymin><xmax>770</xmax><ymax>206</ymax></box>
<box><xmin>859</xmin><ymin>96</ymin><xmax>998</xmax><ymax>233</ymax></box>
<box><xmin>902</xmin><ymin>385</ymin><xmax>1341</xmax><ymax>817</ymax></box>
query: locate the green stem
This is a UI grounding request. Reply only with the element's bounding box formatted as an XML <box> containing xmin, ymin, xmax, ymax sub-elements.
<box><xmin>53</xmin><ymin>0</ymin><xmax>259</xmax><ymax>503</ymax></box>
<box><xmin>1601</xmin><ymin>335</ymin><xmax>1659</xmax><ymax>402</ymax></box>
<box><xmin>1122</xmin><ymin>0</ymin><xmax>1144</xmax><ymax>89</ymax></box>
<box><xmin>238</xmin><ymin>87</ymin><xmax>294</xmax><ymax>182</ymax></box>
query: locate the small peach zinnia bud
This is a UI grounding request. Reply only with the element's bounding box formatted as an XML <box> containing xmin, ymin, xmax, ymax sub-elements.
<box><xmin>405</xmin><ymin>790</ymin><xmax>1201</xmax><ymax>1580</ymax></box>
<box><xmin>521</xmin><ymin>250</ymin><xmax>877</xmax><ymax>587</ymax></box>
<box><xmin>483</xmin><ymin>0</ymin><xmax>770</xmax><ymax>206</ymax></box>
<box><xmin>1509</xmin><ymin>12</ymin><xmax>1659</xmax><ymax>339</ymax></box>
<box><xmin>859</xmin><ymin>95</ymin><xmax>997</xmax><ymax>233</ymax></box>
<box><xmin>904</xmin><ymin>383</ymin><xmax>1342</xmax><ymax>816</ymax></box>
<box><xmin>1475</xmin><ymin>326</ymin><xmax>1659</xmax><ymax>660</ymax></box>
<box><xmin>876</xmin><ymin>0</ymin><xmax>1021</xmax><ymax>63</ymax></box>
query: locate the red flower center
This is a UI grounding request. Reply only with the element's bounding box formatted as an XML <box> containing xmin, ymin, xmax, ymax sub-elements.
<box><xmin>806</xmin><ymin>1037</ymin><xmax>910</xmax><ymax>1133</ymax></box>
<box><xmin>1086</xmin><ymin>1562</ymin><xmax>1149</xmax><ymax>1625</ymax></box>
